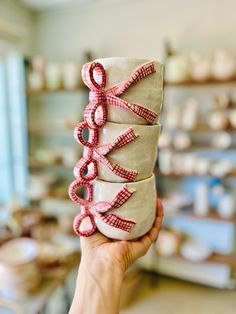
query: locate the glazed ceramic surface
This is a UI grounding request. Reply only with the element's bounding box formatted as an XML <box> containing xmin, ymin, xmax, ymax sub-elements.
<box><xmin>97</xmin><ymin>122</ymin><xmax>161</xmax><ymax>182</ymax></box>
<box><xmin>93</xmin><ymin>175</ymin><xmax>156</xmax><ymax>240</ymax></box>
<box><xmin>95</xmin><ymin>57</ymin><xmax>163</xmax><ymax>125</ymax></box>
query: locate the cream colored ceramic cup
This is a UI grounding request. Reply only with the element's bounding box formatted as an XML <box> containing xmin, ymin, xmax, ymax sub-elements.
<box><xmin>93</xmin><ymin>175</ymin><xmax>156</xmax><ymax>240</ymax></box>
<box><xmin>95</xmin><ymin>57</ymin><xmax>164</xmax><ymax>125</ymax></box>
<box><xmin>97</xmin><ymin>122</ymin><xmax>161</xmax><ymax>182</ymax></box>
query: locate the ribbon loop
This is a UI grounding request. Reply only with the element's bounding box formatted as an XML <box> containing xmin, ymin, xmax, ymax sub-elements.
<box><xmin>84</xmin><ymin>101</ymin><xmax>107</xmax><ymax>129</ymax></box>
<box><xmin>73</xmin><ymin>157</ymin><xmax>97</xmax><ymax>181</ymax></box>
<box><xmin>74</xmin><ymin>121</ymin><xmax>99</xmax><ymax>147</ymax></box>
<box><xmin>82</xmin><ymin>62</ymin><xmax>106</xmax><ymax>90</ymax></box>
<box><xmin>68</xmin><ymin>179</ymin><xmax>93</xmax><ymax>205</ymax></box>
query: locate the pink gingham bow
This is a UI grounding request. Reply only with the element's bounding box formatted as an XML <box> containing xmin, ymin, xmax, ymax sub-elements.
<box><xmin>72</xmin><ymin>185</ymin><xmax>136</xmax><ymax>237</ymax></box>
<box><xmin>82</xmin><ymin>61</ymin><xmax>158</xmax><ymax>129</ymax></box>
<box><xmin>74</xmin><ymin>126</ymin><xmax>139</xmax><ymax>181</ymax></box>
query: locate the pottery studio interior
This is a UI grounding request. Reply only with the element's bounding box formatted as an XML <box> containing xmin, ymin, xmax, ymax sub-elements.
<box><xmin>0</xmin><ymin>0</ymin><xmax>236</xmax><ymax>313</ymax></box>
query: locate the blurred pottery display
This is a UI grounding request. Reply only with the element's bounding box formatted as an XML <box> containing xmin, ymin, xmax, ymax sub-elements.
<box><xmin>211</xmin><ymin>50</ymin><xmax>236</xmax><ymax>81</ymax></box>
<box><xmin>62</xmin><ymin>61</ymin><xmax>81</xmax><ymax>90</ymax></box>
<box><xmin>195</xmin><ymin>157</ymin><xmax>211</xmax><ymax>175</ymax></box>
<box><xmin>210</xmin><ymin>160</ymin><xmax>234</xmax><ymax>177</ymax></box>
<box><xmin>12</xmin><ymin>208</ymin><xmax>43</xmax><ymax>236</ymax></box>
<box><xmin>211</xmin><ymin>131</ymin><xmax>232</xmax><ymax>149</ymax></box>
<box><xmin>158</xmin><ymin>149</ymin><xmax>173</xmax><ymax>175</ymax></box>
<box><xmin>0</xmin><ymin>299</ymin><xmax>24</xmax><ymax>314</ymax></box>
<box><xmin>217</xmin><ymin>194</ymin><xmax>235</xmax><ymax>219</ymax></box>
<box><xmin>61</xmin><ymin>148</ymin><xmax>79</xmax><ymax>167</ymax></box>
<box><xmin>31</xmin><ymin>216</ymin><xmax>59</xmax><ymax>241</ymax></box>
<box><xmin>27</xmin><ymin>174</ymin><xmax>50</xmax><ymax>201</ymax></box>
<box><xmin>45</xmin><ymin>62</ymin><xmax>62</xmax><ymax>90</ymax></box>
<box><xmin>35</xmin><ymin>148</ymin><xmax>62</xmax><ymax>165</ymax></box>
<box><xmin>190</xmin><ymin>53</ymin><xmax>211</xmax><ymax>82</ymax></box>
<box><xmin>156</xmin><ymin>229</ymin><xmax>182</xmax><ymax>256</ymax></box>
<box><xmin>229</xmin><ymin>109</ymin><xmax>236</xmax><ymax>128</ymax></box>
<box><xmin>32</xmin><ymin>55</ymin><xmax>46</xmax><ymax>73</ymax></box>
<box><xmin>173</xmin><ymin>131</ymin><xmax>191</xmax><ymax>150</ymax></box>
<box><xmin>0</xmin><ymin>238</ymin><xmax>41</xmax><ymax>297</ymax></box>
<box><xmin>28</xmin><ymin>71</ymin><xmax>44</xmax><ymax>90</ymax></box>
<box><xmin>181</xmin><ymin>98</ymin><xmax>199</xmax><ymax>130</ymax></box>
<box><xmin>165</xmin><ymin>105</ymin><xmax>181</xmax><ymax>129</ymax></box>
<box><xmin>213</xmin><ymin>93</ymin><xmax>230</xmax><ymax>110</ymax></box>
<box><xmin>208</xmin><ymin>111</ymin><xmax>228</xmax><ymax>130</ymax></box>
<box><xmin>181</xmin><ymin>154</ymin><xmax>197</xmax><ymax>175</ymax></box>
<box><xmin>194</xmin><ymin>183</ymin><xmax>209</xmax><ymax>216</ymax></box>
<box><xmin>180</xmin><ymin>238</ymin><xmax>213</xmax><ymax>262</ymax></box>
<box><xmin>158</xmin><ymin>131</ymin><xmax>172</xmax><ymax>149</ymax></box>
<box><xmin>165</xmin><ymin>55</ymin><xmax>190</xmax><ymax>83</ymax></box>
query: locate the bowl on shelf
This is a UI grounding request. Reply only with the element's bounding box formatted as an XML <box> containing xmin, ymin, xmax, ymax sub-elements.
<box><xmin>0</xmin><ymin>238</ymin><xmax>41</xmax><ymax>297</ymax></box>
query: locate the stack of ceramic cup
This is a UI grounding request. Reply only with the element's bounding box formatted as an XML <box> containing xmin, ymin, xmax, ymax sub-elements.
<box><xmin>69</xmin><ymin>58</ymin><xmax>163</xmax><ymax>240</ymax></box>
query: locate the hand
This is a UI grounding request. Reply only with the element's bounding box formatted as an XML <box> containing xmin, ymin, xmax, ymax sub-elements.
<box><xmin>80</xmin><ymin>199</ymin><xmax>164</xmax><ymax>274</ymax></box>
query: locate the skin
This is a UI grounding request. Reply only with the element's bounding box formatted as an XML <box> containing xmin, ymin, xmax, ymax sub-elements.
<box><xmin>69</xmin><ymin>199</ymin><xmax>164</xmax><ymax>314</ymax></box>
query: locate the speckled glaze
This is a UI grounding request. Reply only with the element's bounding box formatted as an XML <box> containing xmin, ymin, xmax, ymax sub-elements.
<box><xmin>95</xmin><ymin>58</ymin><xmax>164</xmax><ymax>125</ymax></box>
<box><xmin>97</xmin><ymin>122</ymin><xmax>161</xmax><ymax>182</ymax></box>
<box><xmin>93</xmin><ymin>175</ymin><xmax>156</xmax><ymax>240</ymax></box>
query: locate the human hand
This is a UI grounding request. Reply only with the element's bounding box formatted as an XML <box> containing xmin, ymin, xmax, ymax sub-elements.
<box><xmin>79</xmin><ymin>199</ymin><xmax>164</xmax><ymax>274</ymax></box>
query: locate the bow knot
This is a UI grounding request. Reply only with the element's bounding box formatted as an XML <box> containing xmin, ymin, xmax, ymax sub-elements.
<box><xmin>72</xmin><ymin>185</ymin><xmax>136</xmax><ymax>237</ymax></box>
<box><xmin>89</xmin><ymin>90</ymin><xmax>106</xmax><ymax>103</ymax></box>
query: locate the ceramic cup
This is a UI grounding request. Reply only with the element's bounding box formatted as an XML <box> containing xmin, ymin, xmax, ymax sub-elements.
<box><xmin>93</xmin><ymin>174</ymin><xmax>156</xmax><ymax>240</ymax></box>
<box><xmin>94</xmin><ymin>57</ymin><xmax>164</xmax><ymax>125</ymax></box>
<box><xmin>96</xmin><ymin>122</ymin><xmax>161</xmax><ymax>182</ymax></box>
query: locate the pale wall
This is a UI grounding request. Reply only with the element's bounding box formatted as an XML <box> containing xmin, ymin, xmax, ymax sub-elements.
<box><xmin>34</xmin><ymin>0</ymin><xmax>236</xmax><ymax>60</ymax></box>
<box><xmin>0</xmin><ymin>0</ymin><xmax>34</xmax><ymax>54</ymax></box>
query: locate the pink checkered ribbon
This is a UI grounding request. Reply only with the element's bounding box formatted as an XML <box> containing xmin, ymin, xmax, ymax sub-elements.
<box><xmin>82</xmin><ymin>60</ymin><xmax>157</xmax><ymax>129</ymax></box>
<box><xmin>73</xmin><ymin>127</ymin><xmax>139</xmax><ymax>181</ymax></box>
<box><xmin>72</xmin><ymin>185</ymin><xmax>136</xmax><ymax>237</ymax></box>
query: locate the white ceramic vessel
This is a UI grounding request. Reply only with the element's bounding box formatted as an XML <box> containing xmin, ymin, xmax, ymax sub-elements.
<box><xmin>97</xmin><ymin>122</ymin><xmax>161</xmax><ymax>182</ymax></box>
<box><xmin>93</xmin><ymin>175</ymin><xmax>156</xmax><ymax>240</ymax></box>
<box><xmin>94</xmin><ymin>57</ymin><xmax>164</xmax><ymax>125</ymax></box>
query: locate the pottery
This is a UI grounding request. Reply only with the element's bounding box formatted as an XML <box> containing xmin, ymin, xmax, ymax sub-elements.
<box><xmin>212</xmin><ymin>50</ymin><xmax>236</xmax><ymax>81</ymax></box>
<box><xmin>94</xmin><ymin>122</ymin><xmax>161</xmax><ymax>182</ymax></box>
<box><xmin>94</xmin><ymin>57</ymin><xmax>164</xmax><ymax>125</ymax></box>
<box><xmin>165</xmin><ymin>55</ymin><xmax>190</xmax><ymax>83</ymax></box>
<box><xmin>190</xmin><ymin>53</ymin><xmax>211</xmax><ymax>82</ymax></box>
<box><xmin>93</xmin><ymin>175</ymin><xmax>156</xmax><ymax>240</ymax></box>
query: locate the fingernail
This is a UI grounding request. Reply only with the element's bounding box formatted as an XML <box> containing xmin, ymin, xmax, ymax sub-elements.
<box><xmin>156</xmin><ymin>198</ymin><xmax>164</xmax><ymax>217</ymax></box>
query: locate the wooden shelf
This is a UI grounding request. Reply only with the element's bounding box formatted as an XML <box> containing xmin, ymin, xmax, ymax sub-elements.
<box><xmin>28</xmin><ymin>124</ymin><xmax>74</xmax><ymax>133</ymax></box>
<box><xmin>164</xmin><ymin>79</ymin><xmax>236</xmax><ymax>87</ymax></box>
<box><xmin>165</xmin><ymin>208</ymin><xmax>236</xmax><ymax>224</ymax></box>
<box><xmin>25</xmin><ymin>86</ymin><xmax>87</xmax><ymax>95</ymax></box>
<box><xmin>156</xmin><ymin>251</ymin><xmax>236</xmax><ymax>270</ymax></box>
<box><xmin>165</xmin><ymin>125</ymin><xmax>236</xmax><ymax>133</ymax></box>
<box><xmin>28</xmin><ymin>158</ymin><xmax>72</xmax><ymax>170</ymax></box>
<box><xmin>156</xmin><ymin>170</ymin><xmax>236</xmax><ymax>178</ymax></box>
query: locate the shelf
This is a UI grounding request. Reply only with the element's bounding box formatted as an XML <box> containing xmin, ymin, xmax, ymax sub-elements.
<box><xmin>28</xmin><ymin>158</ymin><xmax>72</xmax><ymax>170</ymax></box>
<box><xmin>156</xmin><ymin>170</ymin><xmax>236</xmax><ymax>178</ymax></box>
<box><xmin>25</xmin><ymin>86</ymin><xmax>87</xmax><ymax>95</ymax></box>
<box><xmin>28</xmin><ymin>124</ymin><xmax>74</xmax><ymax>133</ymax></box>
<box><xmin>164</xmin><ymin>79</ymin><xmax>236</xmax><ymax>87</ymax></box>
<box><xmin>165</xmin><ymin>208</ymin><xmax>236</xmax><ymax>224</ymax></box>
<box><xmin>165</xmin><ymin>125</ymin><xmax>236</xmax><ymax>133</ymax></box>
<box><xmin>155</xmin><ymin>251</ymin><xmax>236</xmax><ymax>270</ymax></box>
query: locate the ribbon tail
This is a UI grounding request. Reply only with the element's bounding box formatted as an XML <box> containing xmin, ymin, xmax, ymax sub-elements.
<box><xmin>100</xmin><ymin>213</ymin><xmax>136</xmax><ymax>233</ymax></box>
<box><xmin>73</xmin><ymin>211</ymin><xmax>97</xmax><ymax>237</ymax></box>
<box><xmin>111</xmin><ymin>185</ymin><xmax>135</xmax><ymax>209</ymax></box>
<box><xmin>107</xmin><ymin>61</ymin><xmax>156</xmax><ymax>96</ymax></box>
<box><xmin>107</xmin><ymin>95</ymin><xmax>157</xmax><ymax>124</ymax></box>
<box><xmin>94</xmin><ymin>150</ymin><xmax>138</xmax><ymax>181</ymax></box>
